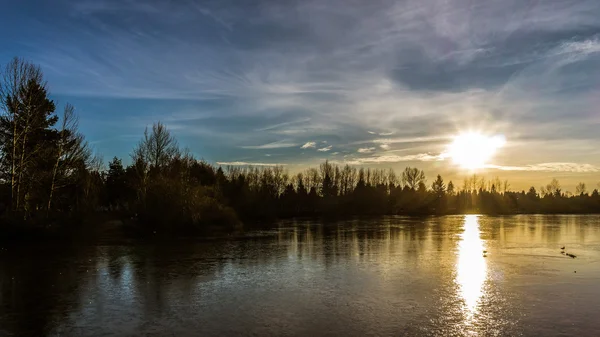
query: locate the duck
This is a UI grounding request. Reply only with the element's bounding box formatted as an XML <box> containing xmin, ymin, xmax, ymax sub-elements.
<box><xmin>566</xmin><ymin>253</ymin><xmax>577</xmax><ymax>258</ymax></box>
<box><xmin>561</xmin><ymin>246</ymin><xmax>565</xmax><ymax>250</ymax></box>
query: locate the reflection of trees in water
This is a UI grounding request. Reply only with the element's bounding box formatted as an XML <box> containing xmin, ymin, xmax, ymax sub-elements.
<box><xmin>1</xmin><ymin>216</ymin><xmax>595</xmax><ymax>335</ymax></box>
<box><xmin>474</xmin><ymin>215</ymin><xmax>595</xmax><ymax>251</ymax></box>
<box><xmin>0</xmin><ymin>245</ymin><xmax>96</xmax><ymax>336</ymax></box>
<box><xmin>278</xmin><ymin>217</ymin><xmax>466</xmax><ymax>268</ymax></box>
<box><xmin>0</xmin><ymin>243</ymin><xmax>237</xmax><ymax>336</ymax></box>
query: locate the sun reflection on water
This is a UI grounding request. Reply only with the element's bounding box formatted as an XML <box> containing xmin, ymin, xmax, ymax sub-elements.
<box><xmin>457</xmin><ymin>215</ymin><xmax>487</xmax><ymax>320</ymax></box>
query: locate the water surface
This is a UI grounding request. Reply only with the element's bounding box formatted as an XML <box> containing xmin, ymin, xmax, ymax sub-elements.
<box><xmin>1</xmin><ymin>215</ymin><xmax>600</xmax><ymax>336</ymax></box>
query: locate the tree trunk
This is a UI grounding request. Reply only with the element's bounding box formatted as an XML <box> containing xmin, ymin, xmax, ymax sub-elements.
<box><xmin>47</xmin><ymin>153</ymin><xmax>61</xmax><ymax>213</ymax></box>
<box><xmin>47</xmin><ymin>128</ymin><xmax>65</xmax><ymax>214</ymax></box>
<box><xmin>16</xmin><ymin>129</ymin><xmax>28</xmax><ymax>211</ymax></box>
<box><xmin>11</xmin><ymin>112</ymin><xmax>17</xmax><ymax>211</ymax></box>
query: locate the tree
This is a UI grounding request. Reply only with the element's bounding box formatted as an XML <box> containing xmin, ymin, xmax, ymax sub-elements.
<box><xmin>526</xmin><ymin>186</ymin><xmax>538</xmax><ymax>199</ymax></box>
<box><xmin>575</xmin><ymin>182</ymin><xmax>587</xmax><ymax>196</ymax></box>
<box><xmin>432</xmin><ymin>174</ymin><xmax>445</xmax><ymax>196</ymax></box>
<box><xmin>402</xmin><ymin>167</ymin><xmax>425</xmax><ymax>190</ymax></box>
<box><xmin>0</xmin><ymin>57</ymin><xmax>44</xmax><ymax>211</ymax></box>
<box><xmin>296</xmin><ymin>173</ymin><xmax>307</xmax><ymax>197</ymax></box>
<box><xmin>106</xmin><ymin>157</ymin><xmax>127</xmax><ymax>209</ymax></box>
<box><xmin>147</xmin><ymin>122</ymin><xmax>179</xmax><ymax>170</ymax></box>
<box><xmin>447</xmin><ymin>181</ymin><xmax>455</xmax><ymax>195</ymax></box>
<box><xmin>47</xmin><ymin>104</ymin><xmax>91</xmax><ymax>212</ymax></box>
<box><xmin>320</xmin><ymin>160</ymin><xmax>337</xmax><ymax>197</ymax></box>
<box><xmin>131</xmin><ymin>122</ymin><xmax>179</xmax><ymax>208</ymax></box>
<box><xmin>544</xmin><ymin>178</ymin><xmax>561</xmax><ymax>197</ymax></box>
<box><xmin>0</xmin><ymin>58</ymin><xmax>57</xmax><ymax>213</ymax></box>
<box><xmin>502</xmin><ymin>180</ymin><xmax>510</xmax><ymax>194</ymax></box>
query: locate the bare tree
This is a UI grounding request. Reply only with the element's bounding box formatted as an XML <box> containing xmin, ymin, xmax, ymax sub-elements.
<box><xmin>47</xmin><ymin>104</ymin><xmax>91</xmax><ymax>211</ymax></box>
<box><xmin>575</xmin><ymin>182</ymin><xmax>587</xmax><ymax>196</ymax></box>
<box><xmin>0</xmin><ymin>58</ymin><xmax>44</xmax><ymax>210</ymax></box>
<box><xmin>401</xmin><ymin>167</ymin><xmax>425</xmax><ymax>190</ymax></box>
<box><xmin>0</xmin><ymin>57</ymin><xmax>55</xmax><ymax>212</ymax></box>
<box><xmin>543</xmin><ymin>178</ymin><xmax>561</xmax><ymax>197</ymax></box>
<box><xmin>387</xmin><ymin>168</ymin><xmax>397</xmax><ymax>188</ymax></box>
<box><xmin>148</xmin><ymin>122</ymin><xmax>179</xmax><ymax>170</ymax></box>
<box><xmin>502</xmin><ymin>180</ymin><xmax>510</xmax><ymax>194</ymax></box>
<box><xmin>131</xmin><ymin>122</ymin><xmax>179</xmax><ymax>207</ymax></box>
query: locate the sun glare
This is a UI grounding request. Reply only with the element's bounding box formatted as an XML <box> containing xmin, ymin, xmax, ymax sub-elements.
<box><xmin>446</xmin><ymin>132</ymin><xmax>505</xmax><ymax>170</ymax></box>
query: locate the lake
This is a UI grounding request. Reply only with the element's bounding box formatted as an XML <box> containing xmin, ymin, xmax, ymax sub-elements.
<box><xmin>1</xmin><ymin>215</ymin><xmax>600</xmax><ymax>336</ymax></box>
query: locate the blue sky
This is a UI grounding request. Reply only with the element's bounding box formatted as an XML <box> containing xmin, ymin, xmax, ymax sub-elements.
<box><xmin>1</xmin><ymin>0</ymin><xmax>600</xmax><ymax>190</ymax></box>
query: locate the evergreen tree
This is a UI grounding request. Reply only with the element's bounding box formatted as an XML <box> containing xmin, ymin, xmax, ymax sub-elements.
<box><xmin>0</xmin><ymin>61</ymin><xmax>57</xmax><ymax>213</ymax></box>
<box><xmin>106</xmin><ymin>157</ymin><xmax>128</xmax><ymax>209</ymax></box>
<box><xmin>432</xmin><ymin>175</ymin><xmax>445</xmax><ymax>196</ymax></box>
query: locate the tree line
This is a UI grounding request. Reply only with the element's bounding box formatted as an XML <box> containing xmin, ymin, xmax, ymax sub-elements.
<box><xmin>1</xmin><ymin>57</ymin><xmax>599</xmax><ymax>235</ymax></box>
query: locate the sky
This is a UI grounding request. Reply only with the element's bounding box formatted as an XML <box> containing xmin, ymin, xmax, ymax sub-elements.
<box><xmin>1</xmin><ymin>0</ymin><xmax>600</xmax><ymax>191</ymax></box>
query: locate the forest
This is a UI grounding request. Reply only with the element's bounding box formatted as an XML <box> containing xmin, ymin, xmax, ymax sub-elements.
<box><xmin>1</xmin><ymin>57</ymin><xmax>600</xmax><ymax>236</ymax></box>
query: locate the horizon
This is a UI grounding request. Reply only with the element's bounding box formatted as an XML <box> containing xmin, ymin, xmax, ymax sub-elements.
<box><xmin>1</xmin><ymin>0</ymin><xmax>599</xmax><ymax>191</ymax></box>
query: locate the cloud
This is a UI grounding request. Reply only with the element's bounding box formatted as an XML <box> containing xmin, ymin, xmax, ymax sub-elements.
<box><xmin>301</xmin><ymin>141</ymin><xmax>316</xmax><ymax>149</ymax></box>
<box><xmin>10</xmin><ymin>0</ymin><xmax>600</xmax><ymax>173</ymax></box>
<box><xmin>557</xmin><ymin>38</ymin><xmax>600</xmax><ymax>57</ymax></box>
<box><xmin>242</xmin><ymin>140</ymin><xmax>298</xmax><ymax>149</ymax></box>
<box><xmin>255</xmin><ymin>118</ymin><xmax>311</xmax><ymax>132</ymax></box>
<box><xmin>369</xmin><ymin>136</ymin><xmax>451</xmax><ymax>145</ymax></box>
<box><xmin>357</xmin><ymin>147</ymin><xmax>376</xmax><ymax>153</ymax></box>
<box><xmin>486</xmin><ymin>163</ymin><xmax>600</xmax><ymax>173</ymax></box>
<box><xmin>216</xmin><ymin>161</ymin><xmax>286</xmax><ymax>167</ymax></box>
<box><xmin>344</xmin><ymin>153</ymin><xmax>443</xmax><ymax>165</ymax></box>
<box><xmin>317</xmin><ymin>145</ymin><xmax>332</xmax><ymax>152</ymax></box>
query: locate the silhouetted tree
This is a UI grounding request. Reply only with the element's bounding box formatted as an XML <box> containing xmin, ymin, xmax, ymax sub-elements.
<box><xmin>0</xmin><ymin>58</ymin><xmax>58</xmax><ymax>216</ymax></box>
<box><xmin>106</xmin><ymin>157</ymin><xmax>128</xmax><ymax>209</ymax></box>
<box><xmin>47</xmin><ymin>104</ymin><xmax>91</xmax><ymax>212</ymax></box>
<box><xmin>402</xmin><ymin>167</ymin><xmax>425</xmax><ymax>190</ymax></box>
<box><xmin>2</xmin><ymin>56</ymin><xmax>600</xmax><ymax>236</ymax></box>
<box><xmin>432</xmin><ymin>175</ymin><xmax>445</xmax><ymax>196</ymax></box>
<box><xmin>447</xmin><ymin>181</ymin><xmax>455</xmax><ymax>195</ymax></box>
<box><xmin>576</xmin><ymin>182</ymin><xmax>587</xmax><ymax>196</ymax></box>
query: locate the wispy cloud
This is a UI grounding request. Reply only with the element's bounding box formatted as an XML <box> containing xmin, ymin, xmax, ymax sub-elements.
<box><xmin>317</xmin><ymin>145</ymin><xmax>332</xmax><ymax>152</ymax></box>
<box><xmin>357</xmin><ymin>147</ymin><xmax>376</xmax><ymax>153</ymax></box>
<box><xmin>486</xmin><ymin>163</ymin><xmax>600</xmax><ymax>173</ymax></box>
<box><xmin>216</xmin><ymin>161</ymin><xmax>286</xmax><ymax>167</ymax></box>
<box><xmin>242</xmin><ymin>140</ymin><xmax>298</xmax><ymax>149</ymax></box>
<box><xmin>344</xmin><ymin>153</ymin><xmax>443</xmax><ymax>165</ymax></box>
<box><xmin>301</xmin><ymin>141</ymin><xmax>316</xmax><ymax>149</ymax></box>
<box><xmin>557</xmin><ymin>38</ymin><xmax>600</xmax><ymax>57</ymax></box>
<box><xmin>255</xmin><ymin>118</ymin><xmax>311</xmax><ymax>132</ymax></box>
<box><xmin>7</xmin><ymin>0</ymin><xmax>600</xmax><ymax>188</ymax></box>
<box><xmin>367</xmin><ymin>136</ymin><xmax>451</xmax><ymax>146</ymax></box>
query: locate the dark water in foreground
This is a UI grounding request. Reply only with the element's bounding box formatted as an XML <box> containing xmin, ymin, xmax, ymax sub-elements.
<box><xmin>1</xmin><ymin>215</ymin><xmax>600</xmax><ymax>336</ymax></box>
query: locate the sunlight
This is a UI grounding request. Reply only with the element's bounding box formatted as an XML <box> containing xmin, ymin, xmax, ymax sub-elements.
<box><xmin>446</xmin><ymin>132</ymin><xmax>505</xmax><ymax>170</ymax></box>
<box><xmin>456</xmin><ymin>215</ymin><xmax>487</xmax><ymax>320</ymax></box>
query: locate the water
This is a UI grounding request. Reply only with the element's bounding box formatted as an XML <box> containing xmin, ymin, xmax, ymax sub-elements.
<box><xmin>1</xmin><ymin>215</ymin><xmax>600</xmax><ymax>336</ymax></box>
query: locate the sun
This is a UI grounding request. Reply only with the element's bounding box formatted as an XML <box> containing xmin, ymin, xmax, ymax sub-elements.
<box><xmin>446</xmin><ymin>132</ymin><xmax>506</xmax><ymax>170</ymax></box>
